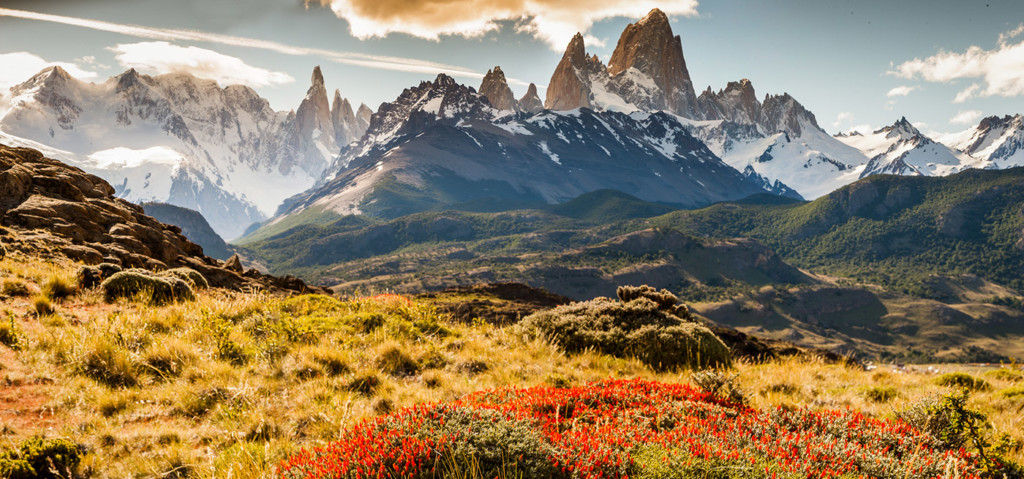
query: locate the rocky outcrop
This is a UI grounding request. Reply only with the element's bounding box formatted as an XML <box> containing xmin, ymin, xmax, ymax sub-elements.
<box><xmin>356</xmin><ymin>103</ymin><xmax>373</xmax><ymax>134</ymax></box>
<box><xmin>141</xmin><ymin>202</ymin><xmax>232</xmax><ymax>260</ymax></box>
<box><xmin>760</xmin><ymin>93</ymin><xmax>820</xmax><ymax>138</ymax></box>
<box><xmin>606</xmin><ymin>8</ymin><xmax>699</xmax><ymax>118</ymax></box>
<box><xmin>545</xmin><ymin>33</ymin><xmax>593</xmax><ymax>111</ymax></box>
<box><xmin>697</xmin><ymin>79</ymin><xmax>761</xmax><ymax>124</ymax></box>
<box><xmin>478</xmin><ymin>66</ymin><xmax>518</xmax><ymax>112</ymax></box>
<box><xmin>0</xmin><ymin>143</ymin><xmax>319</xmax><ymax>294</ymax></box>
<box><xmin>518</xmin><ymin>83</ymin><xmax>544</xmax><ymax>114</ymax></box>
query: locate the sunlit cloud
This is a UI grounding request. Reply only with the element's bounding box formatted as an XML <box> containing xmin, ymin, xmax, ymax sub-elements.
<box><xmin>886</xmin><ymin>85</ymin><xmax>917</xmax><ymax>97</ymax></box>
<box><xmin>949</xmin><ymin>110</ymin><xmax>983</xmax><ymax>125</ymax></box>
<box><xmin>0</xmin><ymin>51</ymin><xmax>98</xmax><ymax>90</ymax></box>
<box><xmin>306</xmin><ymin>0</ymin><xmax>699</xmax><ymax>51</ymax></box>
<box><xmin>110</xmin><ymin>42</ymin><xmax>294</xmax><ymax>88</ymax></box>
<box><xmin>890</xmin><ymin>25</ymin><xmax>1024</xmax><ymax>101</ymax></box>
<box><xmin>0</xmin><ymin>6</ymin><xmax>538</xmax><ymax>86</ymax></box>
<box><xmin>953</xmin><ymin>83</ymin><xmax>981</xmax><ymax>103</ymax></box>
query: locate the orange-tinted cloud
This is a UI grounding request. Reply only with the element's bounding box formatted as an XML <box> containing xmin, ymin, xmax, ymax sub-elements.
<box><xmin>308</xmin><ymin>0</ymin><xmax>699</xmax><ymax>50</ymax></box>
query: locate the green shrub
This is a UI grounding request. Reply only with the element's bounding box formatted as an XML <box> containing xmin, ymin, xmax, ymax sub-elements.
<box><xmin>76</xmin><ymin>263</ymin><xmax>123</xmax><ymax>289</ymax></box>
<box><xmin>101</xmin><ymin>270</ymin><xmax>194</xmax><ymax>305</ymax></box>
<box><xmin>864</xmin><ymin>386</ymin><xmax>899</xmax><ymax>403</ymax></box>
<box><xmin>521</xmin><ymin>285</ymin><xmax>730</xmax><ymax>370</ymax></box>
<box><xmin>1000</xmin><ymin>386</ymin><xmax>1024</xmax><ymax>399</ymax></box>
<box><xmin>160</xmin><ymin>267</ymin><xmax>209</xmax><ymax>289</ymax></box>
<box><xmin>691</xmin><ymin>370</ymin><xmax>746</xmax><ymax>404</ymax></box>
<box><xmin>0</xmin><ymin>436</ymin><xmax>83</xmax><ymax>479</ymax></box>
<box><xmin>1</xmin><ymin>279</ymin><xmax>30</xmax><ymax>297</ymax></box>
<box><xmin>41</xmin><ymin>277</ymin><xmax>75</xmax><ymax>301</ymax></box>
<box><xmin>77</xmin><ymin>338</ymin><xmax>139</xmax><ymax>388</ymax></box>
<box><xmin>935</xmin><ymin>372</ymin><xmax>991</xmax><ymax>391</ymax></box>
<box><xmin>431</xmin><ymin>408</ymin><xmax>560</xmax><ymax>479</ymax></box>
<box><xmin>985</xmin><ymin>368</ymin><xmax>1024</xmax><ymax>382</ymax></box>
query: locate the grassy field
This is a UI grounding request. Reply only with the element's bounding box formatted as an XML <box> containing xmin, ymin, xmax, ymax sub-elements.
<box><xmin>1</xmin><ymin>253</ymin><xmax>1022</xmax><ymax>478</ymax></box>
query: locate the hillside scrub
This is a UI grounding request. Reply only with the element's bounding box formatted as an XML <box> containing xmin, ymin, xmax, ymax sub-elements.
<box><xmin>279</xmin><ymin>379</ymin><xmax>1015</xmax><ymax>479</ymax></box>
<box><xmin>101</xmin><ymin>270</ymin><xmax>195</xmax><ymax>304</ymax></box>
<box><xmin>1</xmin><ymin>254</ymin><xmax>1022</xmax><ymax>478</ymax></box>
<box><xmin>521</xmin><ymin>285</ymin><xmax>730</xmax><ymax>370</ymax></box>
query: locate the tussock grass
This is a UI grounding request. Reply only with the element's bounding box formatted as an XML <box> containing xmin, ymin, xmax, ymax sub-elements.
<box><xmin>1</xmin><ymin>254</ymin><xmax>1021</xmax><ymax>478</ymax></box>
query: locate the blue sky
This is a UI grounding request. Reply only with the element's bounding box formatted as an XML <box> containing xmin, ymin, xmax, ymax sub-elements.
<box><xmin>2</xmin><ymin>0</ymin><xmax>1023</xmax><ymax>137</ymax></box>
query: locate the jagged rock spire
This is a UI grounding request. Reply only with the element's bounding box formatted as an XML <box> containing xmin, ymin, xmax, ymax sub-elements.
<box><xmin>479</xmin><ymin>66</ymin><xmax>519</xmax><ymax>112</ymax></box>
<box><xmin>545</xmin><ymin>33</ymin><xmax>592</xmax><ymax>110</ymax></box>
<box><xmin>519</xmin><ymin>83</ymin><xmax>544</xmax><ymax>114</ymax></box>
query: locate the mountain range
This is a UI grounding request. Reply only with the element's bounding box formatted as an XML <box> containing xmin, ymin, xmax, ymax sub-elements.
<box><xmin>2</xmin><ymin>8</ymin><xmax>1024</xmax><ymax>244</ymax></box>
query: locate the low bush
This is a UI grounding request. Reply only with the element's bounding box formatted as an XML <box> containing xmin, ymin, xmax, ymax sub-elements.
<box><xmin>520</xmin><ymin>284</ymin><xmax>729</xmax><ymax>370</ymax></box>
<box><xmin>1000</xmin><ymin>386</ymin><xmax>1024</xmax><ymax>399</ymax></box>
<box><xmin>375</xmin><ymin>345</ymin><xmax>420</xmax><ymax>377</ymax></box>
<box><xmin>77</xmin><ymin>338</ymin><xmax>139</xmax><ymax>388</ymax></box>
<box><xmin>935</xmin><ymin>372</ymin><xmax>991</xmax><ymax>391</ymax></box>
<box><xmin>864</xmin><ymin>385</ymin><xmax>899</xmax><ymax>403</ymax></box>
<box><xmin>101</xmin><ymin>270</ymin><xmax>194</xmax><ymax>305</ymax></box>
<box><xmin>1</xmin><ymin>279</ymin><xmax>30</xmax><ymax>297</ymax></box>
<box><xmin>160</xmin><ymin>267</ymin><xmax>209</xmax><ymax>289</ymax></box>
<box><xmin>32</xmin><ymin>295</ymin><xmax>55</xmax><ymax>316</ymax></box>
<box><xmin>76</xmin><ymin>263</ymin><xmax>122</xmax><ymax>289</ymax></box>
<box><xmin>142</xmin><ymin>339</ymin><xmax>197</xmax><ymax>380</ymax></box>
<box><xmin>0</xmin><ymin>436</ymin><xmax>83</xmax><ymax>479</ymax></box>
<box><xmin>691</xmin><ymin>370</ymin><xmax>746</xmax><ymax>404</ymax></box>
<box><xmin>280</xmin><ymin>379</ymin><xmax>1009</xmax><ymax>479</ymax></box>
<box><xmin>346</xmin><ymin>373</ymin><xmax>381</xmax><ymax>396</ymax></box>
<box><xmin>41</xmin><ymin>277</ymin><xmax>75</xmax><ymax>301</ymax></box>
<box><xmin>985</xmin><ymin>368</ymin><xmax>1024</xmax><ymax>382</ymax></box>
<box><xmin>0</xmin><ymin>316</ymin><xmax>21</xmax><ymax>350</ymax></box>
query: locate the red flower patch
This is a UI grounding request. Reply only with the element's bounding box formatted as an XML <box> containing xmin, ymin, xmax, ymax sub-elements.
<box><xmin>279</xmin><ymin>379</ymin><xmax>992</xmax><ymax>479</ymax></box>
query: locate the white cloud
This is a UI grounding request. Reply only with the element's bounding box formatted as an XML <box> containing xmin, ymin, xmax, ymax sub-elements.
<box><xmin>950</xmin><ymin>110</ymin><xmax>983</xmax><ymax>125</ymax></box>
<box><xmin>998</xmin><ymin>23</ymin><xmax>1024</xmax><ymax>46</ymax></box>
<box><xmin>845</xmin><ymin>124</ymin><xmax>874</xmax><ymax>135</ymax></box>
<box><xmin>0</xmin><ymin>52</ymin><xmax>98</xmax><ymax>90</ymax></box>
<box><xmin>953</xmin><ymin>83</ymin><xmax>981</xmax><ymax>103</ymax></box>
<box><xmin>309</xmin><ymin>0</ymin><xmax>699</xmax><ymax>51</ymax></box>
<box><xmin>109</xmin><ymin>42</ymin><xmax>294</xmax><ymax>88</ymax></box>
<box><xmin>886</xmin><ymin>85</ymin><xmax>917</xmax><ymax>97</ymax></box>
<box><xmin>890</xmin><ymin>25</ymin><xmax>1024</xmax><ymax>101</ymax></box>
<box><xmin>832</xmin><ymin>111</ymin><xmax>853</xmax><ymax>128</ymax></box>
<box><xmin>0</xmin><ymin>6</ymin><xmax>518</xmax><ymax>85</ymax></box>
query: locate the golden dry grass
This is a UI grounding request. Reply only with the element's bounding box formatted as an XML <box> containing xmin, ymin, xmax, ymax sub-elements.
<box><xmin>0</xmin><ymin>252</ymin><xmax>1021</xmax><ymax>477</ymax></box>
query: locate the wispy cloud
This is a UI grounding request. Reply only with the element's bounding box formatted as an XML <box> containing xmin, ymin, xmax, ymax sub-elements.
<box><xmin>886</xmin><ymin>85</ymin><xmax>917</xmax><ymax>97</ymax></box>
<box><xmin>110</xmin><ymin>42</ymin><xmax>294</xmax><ymax>88</ymax></box>
<box><xmin>0</xmin><ymin>6</ymin><xmax>536</xmax><ymax>86</ymax></box>
<box><xmin>0</xmin><ymin>51</ymin><xmax>98</xmax><ymax>90</ymax></box>
<box><xmin>890</xmin><ymin>25</ymin><xmax>1024</xmax><ymax>101</ymax></box>
<box><xmin>953</xmin><ymin>83</ymin><xmax>981</xmax><ymax>103</ymax></box>
<box><xmin>949</xmin><ymin>109</ymin><xmax>983</xmax><ymax>125</ymax></box>
<box><xmin>306</xmin><ymin>0</ymin><xmax>699</xmax><ymax>51</ymax></box>
<box><xmin>832</xmin><ymin>111</ymin><xmax>853</xmax><ymax>128</ymax></box>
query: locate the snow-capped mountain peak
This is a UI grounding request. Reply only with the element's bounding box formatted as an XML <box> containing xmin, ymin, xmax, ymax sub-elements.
<box><xmin>940</xmin><ymin>114</ymin><xmax>1024</xmax><ymax>168</ymax></box>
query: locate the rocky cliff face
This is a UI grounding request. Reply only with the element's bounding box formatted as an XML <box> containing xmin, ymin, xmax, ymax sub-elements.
<box><xmin>518</xmin><ymin>83</ymin><xmax>544</xmax><ymax>114</ymax></box>
<box><xmin>331</xmin><ymin>90</ymin><xmax>366</xmax><ymax>146</ymax></box>
<box><xmin>0</xmin><ymin>65</ymin><xmax>370</xmax><ymax>239</ymax></box>
<box><xmin>291</xmin><ymin>66</ymin><xmax>338</xmax><ymax>172</ymax></box>
<box><xmin>697</xmin><ymin>79</ymin><xmax>760</xmax><ymax>125</ymax></box>
<box><xmin>141</xmin><ymin>202</ymin><xmax>232</xmax><ymax>260</ymax></box>
<box><xmin>940</xmin><ymin>114</ymin><xmax>1024</xmax><ymax>168</ymax></box>
<box><xmin>606</xmin><ymin>8</ymin><xmax>699</xmax><ymax>118</ymax></box>
<box><xmin>0</xmin><ymin>143</ymin><xmax>315</xmax><ymax>292</ymax></box>
<box><xmin>545</xmin><ymin>9</ymin><xmax>700</xmax><ymax>118</ymax></box>
<box><xmin>478</xmin><ymin>66</ymin><xmax>519</xmax><ymax>112</ymax></box>
<box><xmin>545</xmin><ymin>33</ymin><xmax>594</xmax><ymax>111</ymax></box>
